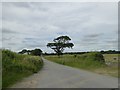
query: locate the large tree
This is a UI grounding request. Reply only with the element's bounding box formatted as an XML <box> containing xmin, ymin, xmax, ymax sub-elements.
<box><xmin>47</xmin><ymin>36</ymin><xmax>74</xmax><ymax>56</ymax></box>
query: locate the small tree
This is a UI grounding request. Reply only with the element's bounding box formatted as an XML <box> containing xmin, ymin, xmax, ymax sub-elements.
<box><xmin>18</xmin><ymin>49</ymin><xmax>27</xmax><ymax>54</ymax></box>
<box><xmin>31</xmin><ymin>49</ymin><xmax>42</xmax><ymax>56</ymax></box>
<box><xmin>47</xmin><ymin>36</ymin><xmax>74</xmax><ymax>56</ymax></box>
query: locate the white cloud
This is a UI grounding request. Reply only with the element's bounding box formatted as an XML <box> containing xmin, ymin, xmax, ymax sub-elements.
<box><xmin>2</xmin><ymin>2</ymin><xmax>118</xmax><ymax>52</ymax></box>
<box><xmin>1</xmin><ymin>0</ymin><xmax>119</xmax><ymax>2</ymax></box>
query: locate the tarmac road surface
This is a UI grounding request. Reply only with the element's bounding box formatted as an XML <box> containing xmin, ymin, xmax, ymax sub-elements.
<box><xmin>11</xmin><ymin>58</ymin><xmax>118</xmax><ymax>88</ymax></box>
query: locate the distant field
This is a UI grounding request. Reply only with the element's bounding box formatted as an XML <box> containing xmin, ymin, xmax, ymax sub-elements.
<box><xmin>103</xmin><ymin>54</ymin><xmax>119</xmax><ymax>63</ymax></box>
<box><xmin>2</xmin><ymin>50</ymin><xmax>43</xmax><ymax>88</ymax></box>
<box><xmin>45</xmin><ymin>53</ymin><xmax>118</xmax><ymax>77</ymax></box>
<box><xmin>103</xmin><ymin>54</ymin><xmax>119</xmax><ymax>68</ymax></box>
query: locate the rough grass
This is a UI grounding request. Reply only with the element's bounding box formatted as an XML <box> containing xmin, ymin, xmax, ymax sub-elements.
<box><xmin>103</xmin><ymin>54</ymin><xmax>119</xmax><ymax>63</ymax></box>
<box><xmin>45</xmin><ymin>53</ymin><xmax>118</xmax><ymax>77</ymax></box>
<box><xmin>102</xmin><ymin>54</ymin><xmax>119</xmax><ymax>77</ymax></box>
<box><xmin>2</xmin><ymin>50</ymin><xmax>43</xmax><ymax>88</ymax></box>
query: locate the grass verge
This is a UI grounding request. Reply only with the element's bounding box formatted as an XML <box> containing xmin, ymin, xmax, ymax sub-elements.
<box><xmin>2</xmin><ymin>50</ymin><xmax>43</xmax><ymax>88</ymax></box>
<box><xmin>45</xmin><ymin>53</ymin><xmax>118</xmax><ymax>77</ymax></box>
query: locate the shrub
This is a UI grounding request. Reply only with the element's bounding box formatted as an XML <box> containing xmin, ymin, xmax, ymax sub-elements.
<box><xmin>74</xmin><ymin>55</ymin><xmax>77</xmax><ymax>58</ymax></box>
<box><xmin>2</xmin><ymin>50</ymin><xmax>43</xmax><ymax>88</ymax></box>
<box><xmin>85</xmin><ymin>52</ymin><xmax>105</xmax><ymax>62</ymax></box>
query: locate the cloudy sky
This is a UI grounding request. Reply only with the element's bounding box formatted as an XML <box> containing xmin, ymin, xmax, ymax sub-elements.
<box><xmin>2</xmin><ymin>2</ymin><xmax>118</xmax><ymax>53</ymax></box>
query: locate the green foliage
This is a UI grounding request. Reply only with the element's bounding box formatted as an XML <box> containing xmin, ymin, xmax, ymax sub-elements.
<box><xmin>54</xmin><ymin>36</ymin><xmax>71</xmax><ymax>41</ymax></box>
<box><xmin>47</xmin><ymin>36</ymin><xmax>74</xmax><ymax>56</ymax></box>
<box><xmin>18</xmin><ymin>49</ymin><xmax>28</xmax><ymax>54</ymax></box>
<box><xmin>84</xmin><ymin>52</ymin><xmax>105</xmax><ymax>62</ymax></box>
<box><xmin>2</xmin><ymin>50</ymin><xmax>43</xmax><ymax>88</ymax></box>
<box><xmin>31</xmin><ymin>49</ymin><xmax>42</xmax><ymax>56</ymax></box>
<box><xmin>18</xmin><ymin>48</ymin><xmax>42</xmax><ymax>55</ymax></box>
<box><xmin>45</xmin><ymin>53</ymin><xmax>118</xmax><ymax>77</ymax></box>
<box><xmin>45</xmin><ymin>53</ymin><xmax>105</xmax><ymax>70</ymax></box>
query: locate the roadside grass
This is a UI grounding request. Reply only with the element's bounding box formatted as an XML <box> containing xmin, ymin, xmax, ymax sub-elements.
<box><xmin>102</xmin><ymin>54</ymin><xmax>119</xmax><ymax>77</ymax></box>
<box><xmin>2</xmin><ymin>50</ymin><xmax>43</xmax><ymax>88</ymax></box>
<box><xmin>45</xmin><ymin>53</ymin><xmax>118</xmax><ymax>77</ymax></box>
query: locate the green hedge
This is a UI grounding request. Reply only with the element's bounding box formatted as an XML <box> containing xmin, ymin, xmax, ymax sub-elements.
<box><xmin>2</xmin><ymin>50</ymin><xmax>43</xmax><ymax>88</ymax></box>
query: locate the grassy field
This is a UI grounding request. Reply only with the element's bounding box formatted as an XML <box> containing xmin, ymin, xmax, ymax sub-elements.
<box><xmin>103</xmin><ymin>54</ymin><xmax>118</xmax><ymax>63</ymax></box>
<box><xmin>2</xmin><ymin>50</ymin><xmax>43</xmax><ymax>88</ymax></box>
<box><xmin>45</xmin><ymin>53</ymin><xmax>118</xmax><ymax>77</ymax></box>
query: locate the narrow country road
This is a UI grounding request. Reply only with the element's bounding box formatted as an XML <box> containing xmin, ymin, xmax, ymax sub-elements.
<box><xmin>11</xmin><ymin>58</ymin><xmax>118</xmax><ymax>88</ymax></box>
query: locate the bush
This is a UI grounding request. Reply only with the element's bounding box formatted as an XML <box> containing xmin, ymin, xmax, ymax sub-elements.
<box><xmin>2</xmin><ymin>50</ymin><xmax>43</xmax><ymax>88</ymax></box>
<box><xmin>74</xmin><ymin>55</ymin><xmax>77</xmax><ymax>58</ymax></box>
<box><xmin>85</xmin><ymin>52</ymin><xmax>105</xmax><ymax>62</ymax></box>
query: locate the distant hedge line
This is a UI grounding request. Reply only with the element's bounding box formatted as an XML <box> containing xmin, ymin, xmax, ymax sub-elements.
<box><xmin>2</xmin><ymin>50</ymin><xmax>43</xmax><ymax>88</ymax></box>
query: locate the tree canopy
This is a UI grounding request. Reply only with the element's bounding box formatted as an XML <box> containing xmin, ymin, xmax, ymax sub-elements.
<box><xmin>31</xmin><ymin>49</ymin><xmax>42</xmax><ymax>56</ymax></box>
<box><xmin>18</xmin><ymin>49</ymin><xmax>28</xmax><ymax>54</ymax></box>
<box><xmin>19</xmin><ymin>48</ymin><xmax>42</xmax><ymax>56</ymax></box>
<box><xmin>47</xmin><ymin>36</ymin><xmax>74</xmax><ymax>56</ymax></box>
